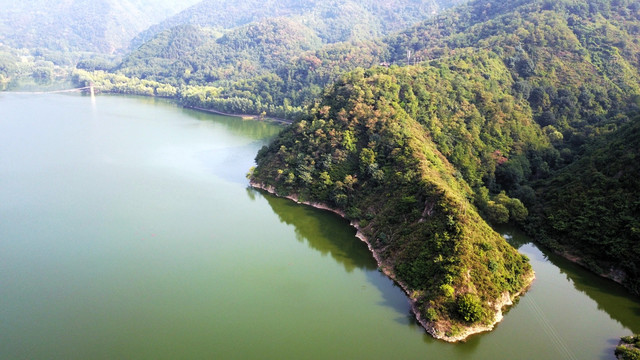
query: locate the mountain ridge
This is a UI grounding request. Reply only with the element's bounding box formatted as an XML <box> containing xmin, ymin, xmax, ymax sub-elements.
<box><xmin>130</xmin><ymin>0</ymin><xmax>465</xmax><ymax>48</ymax></box>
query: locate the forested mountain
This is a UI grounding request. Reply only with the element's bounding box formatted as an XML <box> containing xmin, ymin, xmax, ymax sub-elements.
<box><xmin>120</xmin><ymin>0</ymin><xmax>467</xmax><ymax>84</ymax></box>
<box><xmin>111</xmin><ymin>0</ymin><xmax>640</xmax><ymax>133</ymax></box>
<box><xmin>119</xmin><ymin>19</ymin><xmax>322</xmax><ymax>85</ymax></box>
<box><xmin>0</xmin><ymin>0</ymin><xmax>199</xmax><ymax>53</ymax></box>
<box><xmin>381</xmin><ymin>0</ymin><xmax>640</xmax><ymax>292</ymax></box>
<box><xmin>116</xmin><ymin>0</ymin><xmax>640</xmax><ymax>198</ymax></box>
<box><xmin>246</xmin><ymin>0</ymin><xmax>640</xmax><ymax>332</ymax></box>
<box><xmin>0</xmin><ymin>44</ymin><xmax>81</xmax><ymax>90</ymax></box>
<box><xmin>3</xmin><ymin>0</ymin><xmax>637</xmax><ymax>341</ymax></box>
<box><xmin>132</xmin><ymin>0</ymin><xmax>465</xmax><ymax>47</ymax></box>
<box><xmin>386</xmin><ymin>0</ymin><xmax>640</xmax><ymax>145</ymax></box>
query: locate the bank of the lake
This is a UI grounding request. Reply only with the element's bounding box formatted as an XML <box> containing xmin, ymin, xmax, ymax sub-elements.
<box><xmin>1</xmin><ymin>93</ymin><xmax>639</xmax><ymax>359</ymax></box>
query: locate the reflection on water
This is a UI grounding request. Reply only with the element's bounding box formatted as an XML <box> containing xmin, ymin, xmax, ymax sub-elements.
<box><xmin>4</xmin><ymin>79</ymin><xmax>76</xmax><ymax>92</ymax></box>
<box><xmin>502</xmin><ymin>226</ymin><xmax>640</xmax><ymax>335</ymax></box>
<box><xmin>555</xmin><ymin>252</ymin><xmax>640</xmax><ymax>333</ymax></box>
<box><xmin>251</xmin><ymin>187</ymin><xmax>417</xmax><ymax>329</ymax></box>
<box><xmin>253</xmin><ymin>188</ymin><xmax>377</xmax><ymax>273</ymax></box>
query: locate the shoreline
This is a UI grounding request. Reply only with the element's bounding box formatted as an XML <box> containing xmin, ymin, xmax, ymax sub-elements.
<box><xmin>250</xmin><ymin>180</ymin><xmax>535</xmax><ymax>342</ymax></box>
<box><xmin>186</xmin><ymin>106</ymin><xmax>293</xmax><ymax>125</ymax></box>
<box><xmin>556</xmin><ymin>249</ymin><xmax>627</xmax><ymax>285</ymax></box>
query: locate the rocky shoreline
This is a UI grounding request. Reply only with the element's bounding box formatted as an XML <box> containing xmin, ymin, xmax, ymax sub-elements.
<box><xmin>250</xmin><ymin>180</ymin><xmax>535</xmax><ymax>342</ymax></box>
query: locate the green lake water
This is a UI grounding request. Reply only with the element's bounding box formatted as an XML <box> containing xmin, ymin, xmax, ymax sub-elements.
<box><xmin>1</xmin><ymin>93</ymin><xmax>638</xmax><ymax>359</ymax></box>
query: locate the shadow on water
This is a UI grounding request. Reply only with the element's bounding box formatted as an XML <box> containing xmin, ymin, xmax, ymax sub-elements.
<box><xmin>499</xmin><ymin>225</ymin><xmax>640</xmax><ymax>335</ymax></box>
<box><xmin>549</xmin><ymin>252</ymin><xmax>640</xmax><ymax>334</ymax></box>
<box><xmin>248</xmin><ymin>188</ymin><xmax>428</xmax><ymax>325</ymax></box>
<box><xmin>363</xmin><ymin>267</ymin><xmax>418</xmax><ymax>326</ymax></box>
<box><xmin>100</xmin><ymin>95</ymin><xmax>284</xmax><ymax>141</ymax></box>
<box><xmin>250</xmin><ymin>188</ymin><xmax>377</xmax><ymax>273</ymax></box>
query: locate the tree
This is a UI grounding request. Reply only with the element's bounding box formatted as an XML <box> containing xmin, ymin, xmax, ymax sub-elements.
<box><xmin>486</xmin><ymin>200</ymin><xmax>509</xmax><ymax>224</ymax></box>
<box><xmin>457</xmin><ymin>293</ymin><xmax>485</xmax><ymax>323</ymax></box>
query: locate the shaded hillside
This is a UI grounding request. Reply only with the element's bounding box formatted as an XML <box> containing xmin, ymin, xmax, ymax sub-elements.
<box><xmin>0</xmin><ymin>45</ymin><xmax>77</xmax><ymax>89</ymax></box>
<box><xmin>386</xmin><ymin>0</ymin><xmax>640</xmax><ymax>137</ymax></box>
<box><xmin>530</xmin><ymin>116</ymin><xmax>640</xmax><ymax>293</ymax></box>
<box><xmin>0</xmin><ymin>0</ymin><xmax>199</xmax><ymax>53</ymax></box>
<box><xmin>250</xmin><ymin>67</ymin><xmax>533</xmax><ymax>340</ymax></box>
<box><xmin>122</xmin><ymin>0</ymin><xmax>469</xmax><ymax>84</ymax></box>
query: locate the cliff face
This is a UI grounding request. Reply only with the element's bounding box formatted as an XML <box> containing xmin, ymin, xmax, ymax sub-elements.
<box><xmin>249</xmin><ymin>67</ymin><xmax>534</xmax><ymax>340</ymax></box>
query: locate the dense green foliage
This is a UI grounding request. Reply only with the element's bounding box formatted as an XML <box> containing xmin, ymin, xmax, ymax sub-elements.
<box><xmin>73</xmin><ymin>69</ymin><xmax>179</xmax><ymax>97</ymax></box>
<box><xmin>114</xmin><ymin>0</ymin><xmax>640</xmax><ymax>131</ymax></box>
<box><xmin>617</xmin><ymin>335</ymin><xmax>640</xmax><ymax>360</ymax></box>
<box><xmin>381</xmin><ymin>0</ymin><xmax>640</xmax><ymax>294</ymax></box>
<box><xmin>0</xmin><ymin>0</ymin><xmax>199</xmax><ymax>53</ymax></box>
<box><xmin>457</xmin><ymin>293</ymin><xmax>485</xmax><ymax>323</ymax></box>
<box><xmin>0</xmin><ymin>45</ymin><xmax>87</xmax><ymax>90</ymax></box>
<box><xmin>386</xmin><ymin>0</ymin><xmax>640</xmax><ymax>135</ymax></box>
<box><xmin>110</xmin><ymin>0</ymin><xmax>464</xmax><ymax>118</ymax></box>
<box><xmin>250</xmin><ymin>67</ymin><xmax>533</xmax><ymax>335</ymax></box>
<box><xmin>531</xmin><ymin>116</ymin><xmax>640</xmax><ymax>292</ymax></box>
<box><xmin>120</xmin><ymin>20</ymin><xmax>322</xmax><ymax>85</ymax></box>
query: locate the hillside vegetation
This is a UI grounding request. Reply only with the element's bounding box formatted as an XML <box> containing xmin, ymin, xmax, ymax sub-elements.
<box><xmin>119</xmin><ymin>19</ymin><xmax>322</xmax><ymax>85</ymax></box>
<box><xmin>82</xmin><ymin>0</ymin><xmax>464</xmax><ymax>117</ymax></box>
<box><xmin>246</xmin><ymin>0</ymin><xmax>640</xmax><ymax>321</ymax></box>
<box><xmin>108</xmin><ymin>0</ymin><xmax>640</xmax><ymax>132</ymax></box>
<box><xmin>385</xmin><ymin>0</ymin><xmax>640</xmax><ymax>292</ymax></box>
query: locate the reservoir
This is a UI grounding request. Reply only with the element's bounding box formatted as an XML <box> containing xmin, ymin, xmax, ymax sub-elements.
<box><xmin>1</xmin><ymin>93</ymin><xmax>639</xmax><ymax>359</ymax></box>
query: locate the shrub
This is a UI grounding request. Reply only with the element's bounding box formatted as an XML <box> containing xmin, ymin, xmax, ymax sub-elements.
<box><xmin>486</xmin><ymin>201</ymin><xmax>509</xmax><ymax>224</ymax></box>
<box><xmin>457</xmin><ymin>293</ymin><xmax>485</xmax><ymax>323</ymax></box>
<box><xmin>616</xmin><ymin>335</ymin><xmax>640</xmax><ymax>360</ymax></box>
<box><xmin>425</xmin><ymin>308</ymin><xmax>439</xmax><ymax>322</ymax></box>
<box><xmin>615</xmin><ymin>346</ymin><xmax>640</xmax><ymax>360</ymax></box>
<box><xmin>440</xmin><ymin>284</ymin><xmax>455</xmax><ymax>298</ymax></box>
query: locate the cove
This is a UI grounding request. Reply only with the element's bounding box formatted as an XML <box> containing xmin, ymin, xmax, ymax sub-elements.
<box><xmin>0</xmin><ymin>93</ymin><xmax>639</xmax><ymax>359</ymax></box>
